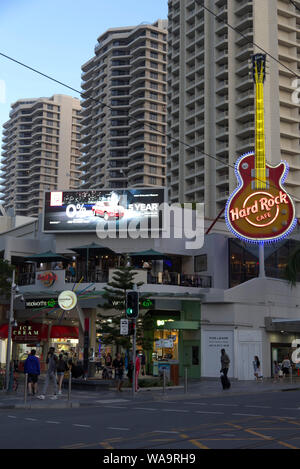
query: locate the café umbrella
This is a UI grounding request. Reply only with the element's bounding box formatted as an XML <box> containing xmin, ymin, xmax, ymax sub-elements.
<box><xmin>23</xmin><ymin>250</ymin><xmax>69</xmax><ymax>263</ymax></box>
<box><xmin>128</xmin><ymin>249</ymin><xmax>170</xmax><ymax>260</ymax></box>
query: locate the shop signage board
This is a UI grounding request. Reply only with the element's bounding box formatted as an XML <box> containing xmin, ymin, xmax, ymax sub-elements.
<box><xmin>225</xmin><ymin>54</ymin><xmax>296</xmax><ymax>243</ymax></box>
<box><xmin>155</xmin><ymin>339</ymin><xmax>174</xmax><ymax>348</ymax></box>
<box><xmin>12</xmin><ymin>323</ymin><xmax>46</xmax><ymax>342</ymax></box>
<box><xmin>58</xmin><ymin>291</ymin><xmax>77</xmax><ymax>310</ymax></box>
<box><xmin>43</xmin><ymin>188</ymin><xmax>166</xmax><ymax>233</ymax></box>
<box><xmin>36</xmin><ymin>271</ymin><xmax>57</xmax><ymax>287</ymax></box>
<box><xmin>201</xmin><ymin>330</ymin><xmax>234</xmax><ymax>378</ymax></box>
<box><xmin>120</xmin><ymin>319</ymin><xmax>129</xmax><ymax>336</ymax></box>
<box><xmin>25</xmin><ymin>298</ymin><xmax>58</xmax><ymax>309</ymax></box>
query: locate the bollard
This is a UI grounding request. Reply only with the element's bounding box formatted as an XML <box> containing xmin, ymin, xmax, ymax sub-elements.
<box><xmin>163</xmin><ymin>369</ymin><xmax>166</xmax><ymax>394</ymax></box>
<box><xmin>24</xmin><ymin>373</ymin><xmax>28</xmax><ymax>404</ymax></box>
<box><xmin>68</xmin><ymin>371</ymin><xmax>72</xmax><ymax>401</ymax></box>
<box><xmin>290</xmin><ymin>367</ymin><xmax>293</xmax><ymax>385</ymax></box>
<box><xmin>184</xmin><ymin>367</ymin><xmax>188</xmax><ymax>393</ymax></box>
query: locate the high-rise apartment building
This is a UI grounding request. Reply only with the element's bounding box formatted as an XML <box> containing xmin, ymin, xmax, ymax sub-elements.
<box><xmin>80</xmin><ymin>20</ymin><xmax>168</xmax><ymax>189</ymax></box>
<box><xmin>167</xmin><ymin>0</ymin><xmax>300</xmax><ymax>218</ymax></box>
<box><xmin>1</xmin><ymin>94</ymin><xmax>81</xmax><ymax>217</ymax></box>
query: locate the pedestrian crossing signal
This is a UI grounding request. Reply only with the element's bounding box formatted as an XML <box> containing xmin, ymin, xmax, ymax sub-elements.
<box><xmin>126</xmin><ymin>291</ymin><xmax>139</xmax><ymax>319</ymax></box>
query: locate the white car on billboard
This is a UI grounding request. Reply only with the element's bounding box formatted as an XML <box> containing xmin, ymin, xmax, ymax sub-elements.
<box><xmin>91</xmin><ymin>200</ymin><xmax>125</xmax><ymax>221</ymax></box>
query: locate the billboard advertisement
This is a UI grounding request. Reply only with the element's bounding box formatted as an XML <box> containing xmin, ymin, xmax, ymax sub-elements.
<box><xmin>43</xmin><ymin>188</ymin><xmax>166</xmax><ymax>233</ymax></box>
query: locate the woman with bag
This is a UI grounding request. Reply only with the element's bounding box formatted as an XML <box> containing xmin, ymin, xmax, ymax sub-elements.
<box><xmin>253</xmin><ymin>356</ymin><xmax>262</xmax><ymax>382</ymax></box>
<box><xmin>57</xmin><ymin>354</ymin><xmax>68</xmax><ymax>395</ymax></box>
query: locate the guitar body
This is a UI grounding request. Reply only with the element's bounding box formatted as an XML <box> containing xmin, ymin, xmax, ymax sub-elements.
<box><xmin>226</xmin><ymin>152</ymin><xmax>296</xmax><ymax>242</ymax></box>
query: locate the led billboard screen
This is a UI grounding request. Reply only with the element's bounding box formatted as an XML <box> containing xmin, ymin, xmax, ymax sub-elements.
<box><xmin>43</xmin><ymin>188</ymin><xmax>166</xmax><ymax>233</ymax></box>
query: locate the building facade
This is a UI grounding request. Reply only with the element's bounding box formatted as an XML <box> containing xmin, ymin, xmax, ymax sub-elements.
<box><xmin>167</xmin><ymin>0</ymin><xmax>300</xmax><ymax>218</ymax></box>
<box><xmin>80</xmin><ymin>20</ymin><xmax>168</xmax><ymax>189</ymax></box>
<box><xmin>1</xmin><ymin>94</ymin><xmax>81</xmax><ymax>217</ymax></box>
<box><xmin>1</xmin><ymin>210</ymin><xmax>300</xmax><ymax>380</ymax></box>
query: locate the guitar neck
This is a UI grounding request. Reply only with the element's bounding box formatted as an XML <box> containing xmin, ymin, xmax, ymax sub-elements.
<box><xmin>255</xmin><ymin>81</ymin><xmax>266</xmax><ymax>189</ymax></box>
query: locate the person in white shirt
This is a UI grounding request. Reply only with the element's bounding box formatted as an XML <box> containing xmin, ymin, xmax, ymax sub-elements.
<box><xmin>281</xmin><ymin>356</ymin><xmax>291</xmax><ymax>379</ymax></box>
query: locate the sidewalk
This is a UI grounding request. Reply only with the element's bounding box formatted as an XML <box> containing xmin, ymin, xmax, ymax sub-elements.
<box><xmin>1</xmin><ymin>375</ymin><xmax>300</xmax><ymax>409</ymax></box>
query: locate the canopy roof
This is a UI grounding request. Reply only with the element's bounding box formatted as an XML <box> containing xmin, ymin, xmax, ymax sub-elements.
<box><xmin>24</xmin><ymin>250</ymin><xmax>69</xmax><ymax>262</ymax></box>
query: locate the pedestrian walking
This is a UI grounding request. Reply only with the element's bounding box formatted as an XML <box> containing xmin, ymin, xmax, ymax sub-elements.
<box><xmin>127</xmin><ymin>359</ymin><xmax>133</xmax><ymax>385</ymax></box>
<box><xmin>281</xmin><ymin>356</ymin><xmax>291</xmax><ymax>379</ymax></box>
<box><xmin>273</xmin><ymin>361</ymin><xmax>280</xmax><ymax>383</ymax></box>
<box><xmin>37</xmin><ymin>347</ymin><xmax>58</xmax><ymax>400</ymax></box>
<box><xmin>253</xmin><ymin>356</ymin><xmax>262</xmax><ymax>381</ymax></box>
<box><xmin>24</xmin><ymin>349</ymin><xmax>40</xmax><ymax>396</ymax></box>
<box><xmin>141</xmin><ymin>351</ymin><xmax>146</xmax><ymax>376</ymax></box>
<box><xmin>220</xmin><ymin>348</ymin><xmax>231</xmax><ymax>390</ymax></box>
<box><xmin>57</xmin><ymin>354</ymin><xmax>68</xmax><ymax>395</ymax></box>
<box><xmin>135</xmin><ymin>351</ymin><xmax>141</xmax><ymax>392</ymax></box>
<box><xmin>102</xmin><ymin>352</ymin><xmax>113</xmax><ymax>379</ymax></box>
<box><xmin>113</xmin><ymin>352</ymin><xmax>124</xmax><ymax>392</ymax></box>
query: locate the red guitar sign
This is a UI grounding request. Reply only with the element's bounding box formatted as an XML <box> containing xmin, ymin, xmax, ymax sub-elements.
<box><xmin>226</xmin><ymin>54</ymin><xmax>296</xmax><ymax>243</ymax></box>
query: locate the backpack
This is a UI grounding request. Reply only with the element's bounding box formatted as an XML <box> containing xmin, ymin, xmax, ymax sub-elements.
<box><xmin>57</xmin><ymin>359</ymin><xmax>67</xmax><ymax>373</ymax></box>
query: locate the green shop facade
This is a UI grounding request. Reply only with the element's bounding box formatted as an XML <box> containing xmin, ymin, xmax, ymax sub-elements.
<box><xmin>142</xmin><ymin>295</ymin><xmax>202</xmax><ymax>379</ymax></box>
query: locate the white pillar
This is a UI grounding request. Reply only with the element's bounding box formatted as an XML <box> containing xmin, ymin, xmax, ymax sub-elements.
<box><xmin>259</xmin><ymin>242</ymin><xmax>265</xmax><ymax>278</ymax></box>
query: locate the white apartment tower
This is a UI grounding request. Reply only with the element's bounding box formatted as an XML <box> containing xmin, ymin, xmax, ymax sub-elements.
<box><xmin>167</xmin><ymin>0</ymin><xmax>300</xmax><ymax>218</ymax></box>
<box><xmin>80</xmin><ymin>20</ymin><xmax>168</xmax><ymax>189</ymax></box>
<box><xmin>1</xmin><ymin>94</ymin><xmax>81</xmax><ymax>217</ymax></box>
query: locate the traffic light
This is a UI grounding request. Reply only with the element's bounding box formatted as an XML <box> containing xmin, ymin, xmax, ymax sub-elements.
<box><xmin>126</xmin><ymin>291</ymin><xmax>139</xmax><ymax>319</ymax></box>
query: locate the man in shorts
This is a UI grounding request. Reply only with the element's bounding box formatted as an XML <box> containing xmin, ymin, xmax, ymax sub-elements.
<box><xmin>24</xmin><ymin>349</ymin><xmax>40</xmax><ymax>396</ymax></box>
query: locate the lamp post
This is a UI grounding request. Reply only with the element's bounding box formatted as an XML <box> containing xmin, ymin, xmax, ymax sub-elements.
<box><xmin>5</xmin><ymin>269</ymin><xmax>15</xmax><ymax>391</ymax></box>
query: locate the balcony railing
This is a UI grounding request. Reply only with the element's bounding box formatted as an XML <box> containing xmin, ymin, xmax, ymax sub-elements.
<box><xmin>17</xmin><ymin>269</ymin><xmax>212</xmax><ymax>289</ymax></box>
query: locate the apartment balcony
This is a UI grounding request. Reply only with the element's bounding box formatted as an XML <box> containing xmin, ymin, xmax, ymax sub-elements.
<box><xmin>236</xmin><ymin>60</ymin><xmax>251</xmax><ymax>77</ymax></box>
<box><xmin>236</xmin><ymin>122</ymin><xmax>255</xmax><ymax>138</ymax></box>
<box><xmin>216</xmin><ymin>173</ymin><xmax>229</xmax><ymax>185</ymax></box>
<box><xmin>216</xmin><ymin>79</ymin><xmax>228</xmax><ymax>94</ymax></box>
<box><xmin>236</xmin><ymin>90</ymin><xmax>254</xmax><ymax>106</ymax></box>
<box><xmin>215</xmin><ymin>34</ymin><xmax>228</xmax><ymax>50</ymax></box>
<box><xmin>216</xmin><ymin>95</ymin><xmax>229</xmax><ymax>110</ymax></box>
<box><xmin>216</xmin><ymin>110</ymin><xmax>228</xmax><ymax>125</ymax></box>
<box><xmin>236</xmin><ymin>75</ymin><xmax>252</xmax><ymax>91</ymax></box>
<box><xmin>235</xmin><ymin>0</ymin><xmax>252</xmax><ymax>16</ymax></box>
<box><xmin>216</xmin><ymin>126</ymin><xmax>229</xmax><ymax>139</ymax></box>
<box><xmin>236</xmin><ymin>138</ymin><xmax>254</xmax><ymax>153</ymax></box>
<box><xmin>216</xmin><ymin>190</ymin><xmax>229</xmax><ymax>201</ymax></box>
<box><xmin>235</xmin><ymin>13</ymin><xmax>253</xmax><ymax>29</ymax></box>
<box><xmin>235</xmin><ymin>44</ymin><xmax>253</xmax><ymax>61</ymax></box>
<box><xmin>216</xmin><ymin>64</ymin><xmax>228</xmax><ymax>79</ymax></box>
<box><xmin>235</xmin><ymin>27</ymin><xmax>253</xmax><ymax>47</ymax></box>
<box><xmin>216</xmin><ymin>145</ymin><xmax>229</xmax><ymax>160</ymax></box>
<box><xmin>236</xmin><ymin>106</ymin><xmax>254</xmax><ymax>122</ymax></box>
<box><xmin>217</xmin><ymin>4</ymin><xmax>228</xmax><ymax>20</ymax></box>
<box><xmin>215</xmin><ymin>49</ymin><xmax>228</xmax><ymax>64</ymax></box>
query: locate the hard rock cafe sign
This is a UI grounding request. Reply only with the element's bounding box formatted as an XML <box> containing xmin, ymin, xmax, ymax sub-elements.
<box><xmin>37</xmin><ymin>271</ymin><xmax>57</xmax><ymax>287</ymax></box>
<box><xmin>226</xmin><ymin>54</ymin><xmax>296</xmax><ymax>243</ymax></box>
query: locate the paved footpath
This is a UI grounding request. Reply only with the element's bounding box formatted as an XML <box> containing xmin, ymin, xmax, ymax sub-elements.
<box><xmin>1</xmin><ymin>375</ymin><xmax>300</xmax><ymax>409</ymax></box>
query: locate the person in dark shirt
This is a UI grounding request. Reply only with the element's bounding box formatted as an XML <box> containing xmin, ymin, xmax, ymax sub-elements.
<box><xmin>113</xmin><ymin>353</ymin><xmax>124</xmax><ymax>392</ymax></box>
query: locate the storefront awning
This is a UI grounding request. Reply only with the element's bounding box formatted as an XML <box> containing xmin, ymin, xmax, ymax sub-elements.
<box><xmin>50</xmin><ymin>326</ymin><xmax>79</xmax><ymax>339</ymax></box>
<box><xmin>164</xmin><ymin>321</ymin><xmax>200</xmax><ymax>330</ymax></box>
<box><xmin>0</xmin><ymin>324</ymin><xmax>79</xmax><ymax>340</ymax></box>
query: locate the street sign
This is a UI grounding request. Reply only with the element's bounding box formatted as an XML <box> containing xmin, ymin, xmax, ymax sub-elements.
<box><xmin>120</xmin><ymin>319</ymin><xmax>129</xmax><ymax>335</ymax></box>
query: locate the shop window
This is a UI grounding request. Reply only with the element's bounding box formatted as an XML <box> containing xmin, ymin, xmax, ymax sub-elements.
<box><xmin>194</xmin><ymin>254</ymin><xmax>207</xmax><ymax>272</ymax></box>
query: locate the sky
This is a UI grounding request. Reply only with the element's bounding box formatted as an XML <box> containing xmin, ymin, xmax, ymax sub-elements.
<box><xmin>0</xmin><ymin>0</ymin><xmax>168</xmax><ymax>146</ymax></box>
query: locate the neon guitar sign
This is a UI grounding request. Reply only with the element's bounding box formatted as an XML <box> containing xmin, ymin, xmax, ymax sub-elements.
<box><xmin>226</xmin><ymin>54</ymin><xmax>296</xmax><ymax>243</ymax></box>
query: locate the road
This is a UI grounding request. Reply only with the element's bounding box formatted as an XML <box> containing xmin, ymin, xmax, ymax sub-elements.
<box><xmin>2</xmin><ymin>390</ymin><xmax>300</xmax><ymax>449</ymax></box>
